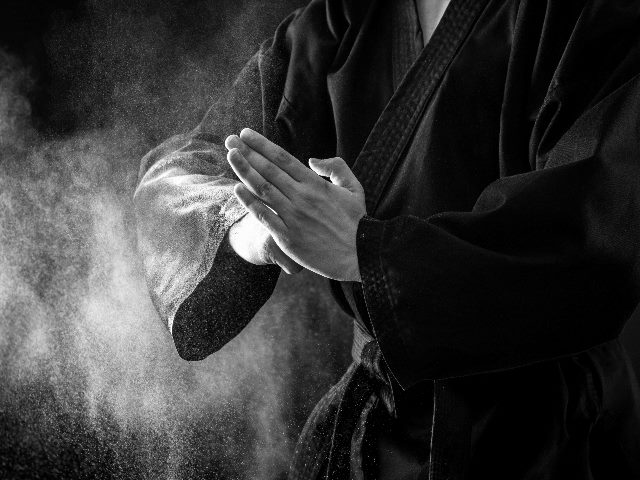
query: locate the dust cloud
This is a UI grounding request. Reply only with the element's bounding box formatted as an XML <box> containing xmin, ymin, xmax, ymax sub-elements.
<box><xmin>0</xmin><ymin>1</ymin><xmax>351</xmax><ymax>479</ymax></box>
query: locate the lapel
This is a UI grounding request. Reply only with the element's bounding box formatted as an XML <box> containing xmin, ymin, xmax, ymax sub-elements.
<box><xmin>351</xmin><ymin>0</ymin><xmax>491</xmax><ymax>215</ymax></box>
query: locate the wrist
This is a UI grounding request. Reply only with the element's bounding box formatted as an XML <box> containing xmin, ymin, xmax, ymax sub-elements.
<box><xmin>347</xmin><ymin>260</ymin><xmax>362</xmax><ymax>282</ymax></box>
<box><xmin>348</xmin><ymin>216</ymin><xmax>364</xmax><ymax>282</ymax></box>
<box><xmin>227</xmin><ymin>215</ymin><xmax>262</xmax><ymax>264</ymax></box>
<box><xmin>340</xmin><ymin>230</ymin><xmax>361</xmax><ymax>282</ymax></box>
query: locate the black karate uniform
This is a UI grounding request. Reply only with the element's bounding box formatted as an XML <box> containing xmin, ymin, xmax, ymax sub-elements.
<box><xmin>134</xmin><ymin>0</ymin><xmax>640</xmax><ymax>478</ymax></box>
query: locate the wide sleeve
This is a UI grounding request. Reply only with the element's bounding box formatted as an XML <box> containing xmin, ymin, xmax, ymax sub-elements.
<box><xmin>133</xmin><ymin>0</ymin><xmax>343</xmax><ymax>360</ymax></box>
<box><xmin>358</xmin><ymin>73</ymin><xmax>640</xmax><ymax>387</ymax></box>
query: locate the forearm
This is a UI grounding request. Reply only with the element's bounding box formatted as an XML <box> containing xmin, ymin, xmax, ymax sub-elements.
<box><xmin>135</xmin><ymin>0</ymin><xmax>344</xmax><ymax>358</ymax></box>
<box><xmin>358</xmin><ymin>153</ymin><xmax>640</xmax><ymax>386</ymax></box>
<box><xmin>133</xmin><ymin>36</ymin><xmax>284</xmax><ymax>339</ymax></box>
<box><xmin>172</xmin><ymin>226</ymin><xmax>280</xmax><ymax>360</ymax></box>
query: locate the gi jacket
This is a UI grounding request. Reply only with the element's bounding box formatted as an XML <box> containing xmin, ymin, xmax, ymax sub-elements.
<box><xmin>134</xmin><ymin>0</ymin><xmax>640</xmax><ymax>478</ymax></box>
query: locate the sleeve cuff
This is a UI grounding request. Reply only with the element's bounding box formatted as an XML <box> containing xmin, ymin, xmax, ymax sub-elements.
<box><xmin>356</xmin><ymin>215</ymin><xmax>415</xmax><ymax>389</ymax></box>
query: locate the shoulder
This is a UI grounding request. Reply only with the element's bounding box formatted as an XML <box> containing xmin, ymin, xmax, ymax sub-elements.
<box><xmin>283</xmin><ymin>0</ymin><xmax>377</xmax><ymax>50</ymax></box>
<box><xmin>541</xmin><ymin>0</ymin><xmax>640</xmax><ymax>104</ymax></box>
<box><xmin>258</xmin><ymin>0</ymin><xmax>378</xmax><ymax>89</ymax></box>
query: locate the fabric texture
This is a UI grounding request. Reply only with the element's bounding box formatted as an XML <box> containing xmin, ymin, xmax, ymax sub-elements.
<box><xmin>134</xmin><ymin>0</ymin><xmax>640</xmax><ymax>478</ymax></box>
<box><xmin>288</xmin><ymin>331</ymin><xmax>394</xmax><ymax>480</ymax></box>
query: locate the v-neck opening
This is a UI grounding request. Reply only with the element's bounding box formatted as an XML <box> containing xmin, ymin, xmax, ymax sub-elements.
<box><xmin>415</xmin><ymin>0</ymin><xmax>453</xmax><ymax>48</ymax></box>
<box><xmin>391</xmin><ymin>0</ymin><xmax>456</xmax><ymax>92</ymax></box>
<box><xmin>352</xmin><ymin>0</ymin><xmax>490</xmax><ymax>214</ymax></box>
<box><xmin>391</xmin><ymin>0</ymin><xmax>453</xmax><ymax>92</ymax></box>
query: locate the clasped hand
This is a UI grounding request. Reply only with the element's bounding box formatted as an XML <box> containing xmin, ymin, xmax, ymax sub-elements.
<box><xmin>224</xmin><ymin>128</ymin><xmax>366</xmax><ymax>282</ymax></box>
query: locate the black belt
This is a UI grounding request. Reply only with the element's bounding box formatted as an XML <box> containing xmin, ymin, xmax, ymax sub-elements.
<box><xmin>323</xmin><ymin>322</ymin><xmax>396</xmax><ymax>479</ymax></box>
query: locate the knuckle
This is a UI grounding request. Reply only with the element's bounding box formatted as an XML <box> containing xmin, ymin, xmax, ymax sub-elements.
<box><xmin>264</xmin><ymin>162</ymin><xmax>281</xmax><ymax>179</ymax></box>
<box><xmin>239</xmin><ymin>165</ymin><xmax>252</xmax><ymax>177</ymax></box>
<box><xmin>232</xmin><ymin>157</ymin><xmax>247</xmax><ymax>172</ymax></box>
<box><xmin>287</xmin><ymin>201</ymin><xmax>300</xmax><ymax>215</ymax></box>
<box><xmin>256</xmin><ymin>182</ymin><xmax>273</xmax><ymax>199</ymax></box>
<box><xmin>296</xmin><ymin>197</ymin><xmax>315</xmax><ymax>215</ymax></box>
<box><xmin>255</xmin><ymin>209</ymin><xmax>269</xmax><ymax>225</ymax></box>
<box><xmin>274</xmin><ymin>149</ymin><xmax>291</xmax><ymax>166</ymax></box>
<box><xmin>289</xmin><ymin>206</ymin><xmax>302</xmax><ymax>220</ymax></box>
<box><xmin>279</xmin><ymin>235</ymin><xmax>294</xmax><ymax>251</ymax></box>
<box><xmin>297</xmin><ymin>187</ymin><xmax>313</xmax><ymax>201</ymax></box>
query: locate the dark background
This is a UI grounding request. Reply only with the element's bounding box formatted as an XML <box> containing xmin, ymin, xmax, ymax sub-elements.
<box><xmin>0</xmin><ymin>1</ymin><xmax>354</xmax><ymax>479</ymax></box>
<box><xmin>0</xmin><ymin>0</ymin><xmax>639</xmax><ymax>479</ymax></box>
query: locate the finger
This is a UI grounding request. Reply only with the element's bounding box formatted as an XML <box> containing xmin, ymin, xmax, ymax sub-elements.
<box><xmin>269</xmin><ymin>243</ymin><xmax>303</xmax><ymax>275</ymax></box>
<box><xmin>234</xmin><ymin>183</ymin><xmax>286</xmax><ymax>234</ymax></box>
<box><xmin>227</xmin><ymin>148</ymin><xmax>290</xmax><ymax>210</ymax></box>
<box><xmin>224</xmin><ymin>134</ymin><xmax>241</xmax><ymax>150</ymax></box>
<box><xmin>308</xmin><ymin>157</ymin><xmax>364</xmax><ymax>193</ymax></box>
<box><xmin>239</xmin><ymin>128</ymin><xmax>314</xmax><ymax>183</ymax></box>
<box><xmin>227</xmin><ymin>135</ymin><xmax>299</xmax><ymax>198</ymax></box>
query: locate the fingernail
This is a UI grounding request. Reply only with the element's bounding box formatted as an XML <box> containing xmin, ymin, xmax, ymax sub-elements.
<box><xmin>225</xmin><ymin>135</ymin><xmax>240</xmax><ymax>149</ymax></box>
<box><xmin>240</xmin><ymin>128</ymin><xmax>251</xmax><ymax>137</ymax></box>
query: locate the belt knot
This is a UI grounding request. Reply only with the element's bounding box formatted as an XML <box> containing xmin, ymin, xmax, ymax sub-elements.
<box><xmin>351</xmin><ymin>321</ymin><xmax>396</xmax><ymax>417</ymax></box>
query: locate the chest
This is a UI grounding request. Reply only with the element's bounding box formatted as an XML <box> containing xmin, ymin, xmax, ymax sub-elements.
<box><xmin>329</xmin><ymin>0</ymin><xmax>519</xmax><ymax>218</ymax></box>
<box><xmin>327</xmin><ymin>0</ymin><xmax>624</xmax><ymax>220</ymax></box>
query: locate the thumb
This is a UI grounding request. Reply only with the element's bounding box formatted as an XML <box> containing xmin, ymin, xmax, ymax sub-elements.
<box><xmin>265</xmin><ymin>237</ymin><xmax>303</xmax><ymax>275</ymax></box>
<box><xmin>308</xmin><ymin>157</ymin><xmax>363</xmax><ymax>193</ymax></box>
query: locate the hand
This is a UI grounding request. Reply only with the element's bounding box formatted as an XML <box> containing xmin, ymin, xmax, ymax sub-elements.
<box><xmin>227</xmin><ymin>213</ymin><xmax>303</xmax><ymax>275</ymax></box>
<box><xmin>224</xmin><ymin>128</ymin><xmax>366</xmax><ymax>281</ymax></box>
